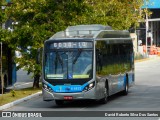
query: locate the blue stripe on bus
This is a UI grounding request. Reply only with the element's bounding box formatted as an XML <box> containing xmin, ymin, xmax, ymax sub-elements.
<box><xmin>118</xmin><ymin>76</ymin><xmax>124</xmax><ymax>89</ymax></box>
<box><xmin>128</xmin><ymin>74</ymin><xmax>133</xmax><ymax>84</ymax></box>
<box><xmin>123</xmin><ymin>75</ymin><xmax>127</xmax><ymax>87</ymax></box>
<box><xmin>47</xmin><ymin>82</ymin><xmax>89</xmax><ymax>93</ymax></box>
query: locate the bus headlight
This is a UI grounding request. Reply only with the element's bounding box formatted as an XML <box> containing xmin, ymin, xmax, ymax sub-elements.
<box><xmin>83</xmin><ymin>82</ymin><xmax>95</xmax><ymax>92</ymax></box>
<box><xmin>43</xmin><ymin>83</ymin><xmax>53</xmax><ymax>93</ymax></box>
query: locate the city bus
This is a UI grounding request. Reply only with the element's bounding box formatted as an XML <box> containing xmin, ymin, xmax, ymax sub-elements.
<box><xmin>0</xmin><ymin>43</ymin><xmax>17</xmax><ymax>93</ymax></box>
<box><xmin>42</xmin><ymin>24</ymin><xmax>134</xmax><ymax>105</ymax></box>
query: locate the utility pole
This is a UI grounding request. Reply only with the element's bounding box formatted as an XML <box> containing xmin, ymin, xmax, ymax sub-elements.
<box><xmin>1</xmin><ymin>5</ymin><xmax>4</xmax><ymax>95</ymax></box>
<box><xmin>1</xmin><ymin>42</ymin><xmax>3</xmax><ymax>94</ymax></box>
<box><xmin>146</xmin><ymin>10</ymin><xmax>148</xmax><ymax>55</ymax></box>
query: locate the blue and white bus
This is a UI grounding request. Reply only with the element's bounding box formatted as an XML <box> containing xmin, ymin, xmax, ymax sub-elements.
<box><xmin>42</xmin><ymin>24</ymin><xmax>134</xmax><ymax>105</ymax></box>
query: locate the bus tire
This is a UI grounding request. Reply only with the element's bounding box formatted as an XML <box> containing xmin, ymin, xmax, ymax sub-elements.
<box><xmin>55</xmin><ymin>100</ymin><xmax>64</xmax><ymax>106</ymax></box>
<box><xmin>99</xmin><ymin>82</ymin><xmax>108</xmax><ymax>104</ymax></box>
<box><xmin>122</xmin><ymin>77</ymin><xmax>129</xmax><ymax>95</ymax></box>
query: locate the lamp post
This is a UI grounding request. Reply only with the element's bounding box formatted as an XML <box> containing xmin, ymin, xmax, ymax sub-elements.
<box><xmin>145</xmin><ymin>0</ymin><xmax>149</xmax><ymax>56</ymax></box>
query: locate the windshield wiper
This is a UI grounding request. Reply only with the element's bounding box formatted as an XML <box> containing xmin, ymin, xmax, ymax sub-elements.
<box><xmin>55</xmin><ymin>51</ymin><xmax>63</xmax><ymax>71</ymax></box>
<box><xmin>73</xmin><ymin>49</ymin><xmax>82</xmax><ymax>64</ymax></box>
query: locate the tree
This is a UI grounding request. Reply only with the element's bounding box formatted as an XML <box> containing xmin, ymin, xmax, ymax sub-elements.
<box><xmin>86</xmin><ymin>0</ymin><xmax>146</xmax><ymax>30</ymax></box>
<box><xmin>3</xmin><ymin>0</ymin><xmax>147</xmax><ymax>88</ymax></box>
<box><xmin>3</xmin><ymin>0</ymin><xmax>93</xmax><ymax>88</ymax></box>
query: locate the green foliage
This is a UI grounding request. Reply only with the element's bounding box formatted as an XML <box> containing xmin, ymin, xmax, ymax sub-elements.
<box><xmin>2</xmin><ymin>0</ymin><xmax>93</xmax><ymax>77</ymax></box>
<box><xmin>11</xmin><ymin>90</ymin><xmax>16</xmax><ymax>97</ymax></box>
<box><xmin>1</xmin><ymin>0</ymin><xmax>146</xmax><ymax>83</ymax></box>
<box><xmin>86</xmin><ymin>0</ymin><xmax>145</xmax><ymax>30</ymax></box>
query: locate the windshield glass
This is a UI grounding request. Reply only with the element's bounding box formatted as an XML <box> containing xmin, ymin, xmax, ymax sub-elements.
<box><xmin>44</xmin><ymin>50</ymin><xmax>93</xmax><ymax>80</ymax></box>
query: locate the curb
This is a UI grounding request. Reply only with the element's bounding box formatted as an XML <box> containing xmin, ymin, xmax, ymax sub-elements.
<box><xmin>135</xmin><ymin>56</ymin><xmax>160</xmax><ymax>63</ymax></box>
<box><xmin>0</xmin><ymin>91</ymin><xmax>42</xmax><ymax>111</ymax></box>
<box><xmin>135</xmin><ymin>58</ymin><xmax>151</xmax><ymax>62</ymax></box>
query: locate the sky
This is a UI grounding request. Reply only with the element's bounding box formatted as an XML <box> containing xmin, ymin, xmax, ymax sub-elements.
<box><xmin>142</xmin><ymin>0</ymin><xmax>160</xmax><ymax>9</ymax></box>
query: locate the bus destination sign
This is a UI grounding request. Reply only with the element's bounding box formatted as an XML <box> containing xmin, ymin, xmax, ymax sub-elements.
<box><xmin>49</xmin><ymin>42</ymin><xmax>93</xmax><ymax>49</ymax></box>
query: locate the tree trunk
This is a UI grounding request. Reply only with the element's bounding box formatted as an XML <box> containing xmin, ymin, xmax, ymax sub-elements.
<box><xmin>33</xmin><ymin>74</ymin><xmax>40</xmax><ymax>88</ymax></box>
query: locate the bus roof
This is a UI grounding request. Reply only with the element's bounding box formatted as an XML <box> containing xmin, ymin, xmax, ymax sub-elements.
<box><xmin>48</xmin><ymin>24</ymin><xmax>131</xmax><ymax>40</ymax></box>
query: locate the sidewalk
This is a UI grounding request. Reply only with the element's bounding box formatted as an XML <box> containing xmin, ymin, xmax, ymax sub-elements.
<box><xmin>1</xmin><ymin>69</ymin><xmax>33</xmax><ymax>94</ymax></box>
<box><xmin>7</xmin><ymin>82</ymin><xmax>33</xmax><ymax>90</ymax></box>
<box><xmin>10</xmin><ymin>69</ymin><xmax>33</xmax><ymax>90</ymax></box>
<box><xmin>148</xmin><ymin>54</ymin><xmax>159</xmax><ymax>59</ymax></box>
<box><xmin>135</xmin><ymin>54</ymin><xmax>160</xmax><ymax>62</ymax></box>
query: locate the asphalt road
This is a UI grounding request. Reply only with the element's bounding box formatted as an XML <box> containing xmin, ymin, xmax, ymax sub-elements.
<box><xmin>17</xmin><ymin>69</ymin><xmax>33</xmax><ymax>83</ymax></box>
<box><xmin>14</xmin><ymin>69</ymin><xmax>33</xmax><ymax>89</ymax></box>
<box><xmin>3</xmin><ymin>57</ymin><xmax>160</xmax><ymax>120</ymax></box>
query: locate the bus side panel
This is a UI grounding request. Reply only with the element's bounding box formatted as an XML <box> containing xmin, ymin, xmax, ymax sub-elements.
<box><xmin>95</xmin><ymin>39</ymin><xmax>134</xmax><ymax>97</ymax></box>
<box><xmin>128</xmin><ymin>71</ymin><xmax>135</xmax><ymax>87</ymax></box>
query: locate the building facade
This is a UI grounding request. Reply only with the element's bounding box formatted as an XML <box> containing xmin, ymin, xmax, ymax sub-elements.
<box><xmin>139</xmin><ymin>0</ymin><xmax>160</xmax><ymax>47</ymax></box>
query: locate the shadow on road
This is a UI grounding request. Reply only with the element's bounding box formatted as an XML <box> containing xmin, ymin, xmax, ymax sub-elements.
<box><xmin>49</xmin><ymin>92</ymin><xmax>127</xmax><ymax>109</ymax></box>
<box><xmin>46</xmin><ymin>85</ymin><xmax>160</xmax><ymax>109</ymax></box>
<box><xmin>9</xmin><ymin>84</ymin><xmax>160</xmax><ymax>111</ymax></box>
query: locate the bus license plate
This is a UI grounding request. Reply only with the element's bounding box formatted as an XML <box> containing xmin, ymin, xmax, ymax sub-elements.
<box><xmin>64</xmin><ymin>96</ymin><xmax>73</xmax><ymax>100</ymax></box>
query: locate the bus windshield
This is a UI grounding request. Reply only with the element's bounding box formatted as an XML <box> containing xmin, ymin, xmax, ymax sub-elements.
<box><xmin>44</xmin><ymin>50</ymin><xmax>93</xmax><ymax>80</ymax></box>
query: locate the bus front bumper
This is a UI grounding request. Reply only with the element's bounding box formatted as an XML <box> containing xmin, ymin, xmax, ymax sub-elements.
<box><xmin>42</xmin><ymin>87</ymin><xmax>96</xmax><ymax>101</ymax></box>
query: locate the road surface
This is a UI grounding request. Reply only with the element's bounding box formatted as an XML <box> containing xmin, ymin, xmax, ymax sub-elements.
<box><xmin>2</xmin><ymin>57</ymin><xmax>160</xmax><ymax>120</ymax></box>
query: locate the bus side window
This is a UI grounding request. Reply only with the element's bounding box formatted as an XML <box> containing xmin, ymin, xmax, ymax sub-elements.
<box><xmin>96</xmin><ymin>49</ymin><xmax>103</xmax><ymax>75</ymax></box>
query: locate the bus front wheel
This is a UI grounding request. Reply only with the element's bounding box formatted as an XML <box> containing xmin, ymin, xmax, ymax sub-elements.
<box><xmin>99</xmin><ymin>86</ymin><xmax>108</xmax><ymax>104</ymax></box>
